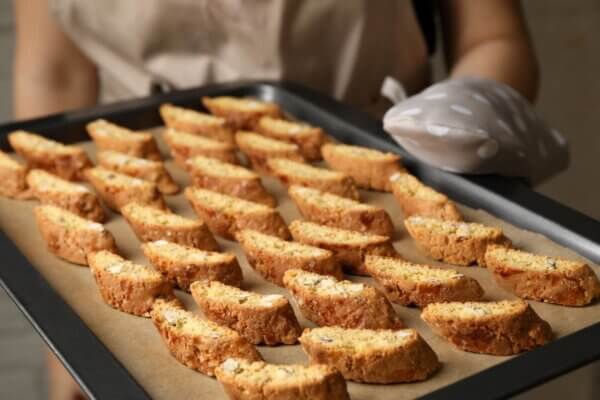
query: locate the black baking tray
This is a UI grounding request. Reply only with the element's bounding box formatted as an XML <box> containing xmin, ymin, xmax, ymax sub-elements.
<box><xmin>0</xmin><ymin>81</ymin><xmax>599</xmax><ymax>400</ymax></box>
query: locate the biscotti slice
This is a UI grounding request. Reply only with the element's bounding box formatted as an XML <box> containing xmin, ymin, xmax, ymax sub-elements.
<box><xmin>365</xmin><ymin>255</ymin><xmax>484</xmax><ymax>307</ymax></box>
<box><xmin>485</xmin><ymin>247</ymin><xmax>600</xmax><ymax>306</ymax></box>
<box><xmin>121</xmin><ymin>203</ymin><xmax>219</xmax><ymax>250</ymax></box>
<box><xmin>283</xmin><ymin>269</ymin><xmax>402</xmax><ymax>329</ymax></box>
<box><xmin>202</xmin><ymin>96</ymin><xmax>282</xmax><ymax>130</ymax></box>
<box><xmin>322</xmin><ymin>143</ymin><xmax>404</xmax><ymax>191</ymax></box>
<box><xmin>289</xmin><ymin>220</ymin><xmax>397</xmax><ymax>276</ymax></box>
<box><xmin>256</xmin><ymin>116</ymin><xmax>327</xmax><ymax>161</ymax></box>
<box><xmin>34</xmin><ymin>205</ymin><xmax>116</xmax><ymax>265</ymax></box>
<box><xmin>216</xmin><ymin>358</ymin><xmax>349</xmax><ymax>400</ymax></box>
<box><xmin>185</xmin><ymin>187</ymin><xmax>290</xmax><ymax>240</ymax></box>
<box><xmin>267</xmin><ymin>158</ymin><xmax>359</xmax><ymax>200</ymax></box>
<box><xmin>288</xmin><ymin>185</ymin><xmax>393</xmax><ymax>236</ymax></box>
<box><xmin>236</xmin><ymin>229</ymin><xmax>343</xmax><ymax>286</ymax></box>
<box><xmin>151</xmin><ymin>299</ymin><xmax>261</xmax><ymax>375</ymax></box>
<box><xmin>300</xmin><ymin>327</ymin><xmax>439</xmax><ymax>383</ymax></box>
<box><xmin>187</xmin><ymin>155</ymin><xmax>275</xmax><ymax>206</ymax></box>
<box><xmin>405</xmin><ymin>216</ymin><xmax>511</xmax><ymax>266</ymax></box>
<box><xmin>84</xmin><ymin>167</ymin><xmax>166</xmax><ymax>212</ymax></box>
<box><xmin>159</xmin><ymin>103</ymin><xmax>235</xmax><ymax>144</ymax></box>
<box><xmin>162</xmin><ymin>127</ymin><xmax>238</xmax><ymax>167</ymax></box>
<box><xmin>0</xmin><ymin>150</ymin><xmax>27</xmax><ymax>198</ymax></box>
<box><xmin>143</xmin><ymin>240</ymin><xmax>242</xmax><ymax>290</ymax></box>
<box><xmin>8</xmin><ymin>130</ymin><xmax>91</xmax><ymax>180</ymax></box>
<box><xmin>97</xmin><ymin>150</ymin><xmax>179</xmax><ymax>194</ymax></box>
<box><xmin>191</xmin><ymin>280</ymin><xmax>301</xmax><ymax>345</ymax></box>
<box><xmin>421</xmin><ymin>300</ymin><xmax>552</xmax><ymax>355</ymax></box>
<box><xmin>86</xmin><ymin>119</ymin><xmax>161</xmax><ymax>161</ymax></box>
<box><xmin>235</xmin><ymin>131</ymin><xmax>305</xmax><ymax>174</ymax></box>
<box><xmin>27</xmin><ymin>169</ymin><xmax>105</xmax><ymax>222</ymax></box>
<box><xmin>390</xmin><ymin>172</ymin><xmax>461</xmax><ymax>221</ymax></box>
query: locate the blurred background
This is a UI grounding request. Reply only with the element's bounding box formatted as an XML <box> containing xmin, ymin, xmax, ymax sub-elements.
<box><xmin>0</xmin><ymin>0</ymin><xmax>598</xmax><ymax>398</ymax></box>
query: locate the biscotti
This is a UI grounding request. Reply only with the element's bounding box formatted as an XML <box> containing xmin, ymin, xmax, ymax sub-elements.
<box><xmin>421</xmin><ymin>300</ymin><xmax>552</xmax><ymax>355</ymax></box>
<box><xmin>235</xmin><ymin>131</ymin><xmax>304</xmax><ymax>174</ymax></box>
<box><xmin>268</xmin><ymin>158</ymin><xmax>359</xmax><ymax>200</ymax></box>
<box><xmin>288</xmin><ymin>185</ymin><xmax>393</xmax><ymax>236</ymax></box>
<box><xmin>159</xmin><ymin>103</ymin><xmax>235</xmax><ymax>144</ymax></box>
<box><xmin>236</xmin><ymin>229</ymin><xmax>343</xmax><ymax>286</ymax></box>
<box><xmin>485</xmin><ymin>247</ymin><xmax>600</xmax><ymax>306</ymax></box>
<box><xmin>96</xmin><ymin>150</ymin><xmax>179</xmax><ymax>194</ymax></box>
<box><xmin>322</xmin><ymin>143</ymin><xmax>404</xmax><ymax>191</ymax></box>
<box><xmin>34</xmin><ymin>205</ymin><xmax>116</xmax><ymax>265</ymax></box>
<box><xmin>283</xmin><ymin>269</ymin><xmax>402</xmax><ymax>329</ymax></box>
<box><xmin>151</xmin><ymin>300</ymin><xmax>261</xmax><ymax>375</ymax></box>
<box><xmin>299</xmin><ymin>327</ymin><xmax>439</xmax><ymax>383</ymax></box>
<box><xmin>216</xmin><ymin>358</ymin><xmax>349</xmax><ymax>400</ymax></box>
<box><xmin>186</xmin><ymin>155</ymin><xmax>275</xmax><ymax>206</ymax></box>
<box><xmin>191</xmin><ymin>280</ymin><xmax>301</xmax><ymax>345</ymax></box>
<box><xmin>185</xmin><ymin>187</ymin><xmax>289</xmax><ymax>240</ymax></box>
<box><xmin>121</xmin><ymin>203</ymin><xmax>218</xmax><ymax>251</ymax></box>
<box><xmin>0</xmin><ymin>150</ymin><xmax>27</xmax><ymax>198</ymax></box>
<box><xmin>365</xmin><ymin>255</ymin><xmax>484</xmax><ymax>307</ymax></box>
<box><xmin>142</xmin><ymin>240</ymin><xmax>242</xmax><ymax>290</ymax></box>
<box><xmin>84</xmin><ymin>167</ymin><xmax>166</xmax><ymax>212</ymax></box>
<box><xmin>390</xmin><ymin>172</ymin><xmax>461</xmax><ymax>221</ymax></box>
<box><xmin>27</xmin><ymin>169</ymin><xmax>105</xmax><ymax>222</ymax></box>
<box><xmin>162</xmin><ymin>127</ymin><xmax>238</xmax><ymax>167</ymax></box>
<box><xmin>202</xmin><ymin>96</ymin><xmax>282</xmax><ymax>130</ymax></box>
<box><xmin>289</xmin><ymin>220</ymin><xmax>397</xmax><ymax>276</ymax></box>
<box><xmin>8</xmin><ymin>130</ymin><xmax>91</xmax><ymax>180</ymax></box>
<box><xmin>86</xmin><ymin>119</ymin><xmax>161</xmax><ymax>161</ymax></box>
<box><xmin>255</xmin><ymin>116</ymin><xmax>327</xmax><ymax>161</ymax></box>
<box><xmin>404</xmin><ymin>216</ymin><xmax>511</xmax><ymax>266</ymax></box>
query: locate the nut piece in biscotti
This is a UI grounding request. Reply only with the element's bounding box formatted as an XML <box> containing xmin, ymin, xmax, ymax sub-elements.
<box><xmin>151</xmin><ymin>300</ymin><xmax>262</xmax><ymax>375</ymax></box>
<box><xmin>8</xmin><ymin>130</ymin><xmax>91</xmax><ymax>181</ymax></box>
<box><xmin>390</xmin><ymin>172</ymin><xmax>461</xmax><ymax>221</ymax></box>
<box><xmin>185</xmin><ymin>187</ymin><xmax>290</xmax><ymax>240</ymax></box>
<box><xmin>289</xmin><ymin>220</ymin><xmax>397</xmax><ymax>276</ymax></box>
<box><xmin>321</xmin><ymin>143</ymin><xmax>404</xmax><ymax>191</ymax></box>
<box><xmin>283</xmin><ymin>269</ymin><xmax>402</xmax><ymax>329</ymax></box>
<box><xmin>84</xmin><ymin>167</ymin><xmax>166</xmax><ymax>212</ymax></box>
<box><xmin>255</xmin><ymin>116</ymin><xmax>327</xmax><ymax>161</ymax></box>
<box><xmin>159</xmin><ymin>103</ymin><xmax>235</xmax><ymax>144</ymax></box>
<box><xmin>299</xmin><ymin>327</ymin><xmax>439</xmax><ymax>383</ymax></box>
<box><xmin>86</xmin><ymin>119</ymin><xmax>161</xmax><ymax>161</ymax></box>
<box><xmin>96</xmin><ymin>150</ymin><xmax>179</xmax><ymax>195</ymax></box>
<box><xmin>236</xmin><ymin>229</ymin><xmax>343</xmax><ymax>286</ymax></box>
<box><xmin>404</xmin><ymin>216</ymin><xmax>511</xmax><ymax>266</ymax></box>
<box><xmin>191</xmin><ymin>280</ymin><xmax>301</xmax><ymax>345</ymax></box>
<box><xmin>27</xmin><ymin>169</ymin><xmax>105</xmax><ymax>222</ymax></box>
<box><xmin>202</xmin><ymin>96</ymin><xmax>282</xmax><ymax>130</ymax></box>
<box><xmin>485</xmin><ymin>247</ymin><xmax>600</xmax><ymax>306</ymax></box>
<box><xmin>121</xmin><ymin>203</ymin><xmax>219</xmax><ymax>251</ymax></box>
<box><xmin>162</xmin><ymin>128</ymin><xmax>238</xmax><ymax>168</ymax></box>
<box><xmin>422</xmin><ymin>299</ymin><xmax>552</xmax><ymax>355</ymax></box>
<box><xmin>142</xmin><ymin>240</ymin><xmax>242</xmax><ymax>291</ymax></box>
<box><xmin>187</xmin><ymin>155</ymin><xmax>275</xmax><ymax>206</ymax></box>
<box><xmin>365</xmin><ymin>255</ymin><xmax>484</xmax><ymax>307</ymax></box>
<box><xmin>34</xmin><ymin>205</ymin><xmax>116</xmax><ymax>265</ymax></box>
<box><xmin>235</xmin><ymin>131</ymin><xmax>305</xmax><ymax>174</ymax></box>
<box><xmin>0</xmin><ymin>150</ymin><xmax>27</xmax><ymax>198</ymax></box>
<box><xmin>288</xmin><ymin>185</ymin><xmax>394</xmax><ymax>236</ymax></box>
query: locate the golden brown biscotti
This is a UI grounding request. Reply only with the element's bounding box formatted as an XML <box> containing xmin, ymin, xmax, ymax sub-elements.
<box><xmin>162</xmin><ymin>127</ymin><xmax>239</xmax><ymax>168</ymax></box>
<box><xmin>289</xmin><ymin>220</ymin><xmax>397</xmax><ymax>276</ymax></box>
<box><xmin>485</xmin><ymin>247</ymin><xmax>600</xmax><ymax>306</ymax></box>
<box><xmin>185</xmin><ymin>187</ymin><xmax>290</xmax><ymax>240</ymax></box>
<box><xmin>191</xmin><ymin>280</ymin><xmax>301</xmax><ymax>345</ymax></box>
<box><xmin>151</xmin><ymin>300</ymin><xmax>262</xmax><ymax>375</ymax></box>
<box><xmin>34</xmin><ymin>205</ymin><xmax>116</xmax><ymax>265</ymax></box>
<box><xmin>236</xmin><ymin>230</ymin><xmax>343</xmax><ymax>286</ymax></box>
<box><xmin>86</xmin><ymin>119</ymin><xmax>161</xmax><ymax>161</ymax></box>
<box><xmin>288</xmin><ymin>185</ymin><xmax>394</xmax><ymax>236</ymax></box>
<box><xmin>142</xmin><ymin>240</ymin><xmax>242</xmax><ymax>291</ymax></box>
<box><xmin>404</xmin><ymin>216</ymin><xmax>511</xmax><ymax>266</ymax></box>
<box><xmin>0</xmin><ymin>150</ymin><xmax>28</xmax><ymax>198</ymax></box>
<box><xmin>255</xmin><ymin>116</ymin><xmax>327</xmax><ymax>161</ymax></box>
<box><xmin>202</xmin><ymin>96</ymin><xmax>282</xmax><ymax>130</ymax></box>
<box><xmin>235</xmin><ymin>131</ymin><xmax>305</xmax><ymax>174</ymax></box>
<box><xmin>216</xmin><ymin>358</ymin><xmax>349</xmax><ymax>400</ymax></box>
<box><xmin>321</xmin><ymin>143</ymin><xmax>404</xmax><ymax>191</ymax></box>
<box><xmin>283</xmin><ymin>269</ymin><xmax>402</xmax><ymax>329</ymax></box>
<box><xmin>8</xmin><ymin>130</ymin><xmax>91</xmax><ymax>180</ymax></box>
<box><xmin>268</xmin><ymin>158</ymin><xmax>359</xmax><ymax>200</ymax></box>
<box><xmin>187</xmin><ymin>155</ymin><xmax>275</xmax><ymax>207</ymax></box>
<box><xmin>299</xmin><ymin>327</ymin><xmax>440</xmax><ymax>383</ymax></box>
<box><xmin>159</xmin><ymin>103</ymin><xmax>235</xmax><ymax>144</ymax></box>
<box><xmin>365</xmin><ymin>255</ymin><xmax>484</xmax><ymax>307</ymax></box>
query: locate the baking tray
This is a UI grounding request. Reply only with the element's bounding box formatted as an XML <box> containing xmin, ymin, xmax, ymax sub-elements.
<box><xmin>0</xmin><ymin>81</ymin><xmax>599</xmax><ymax>400</ymax></box>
